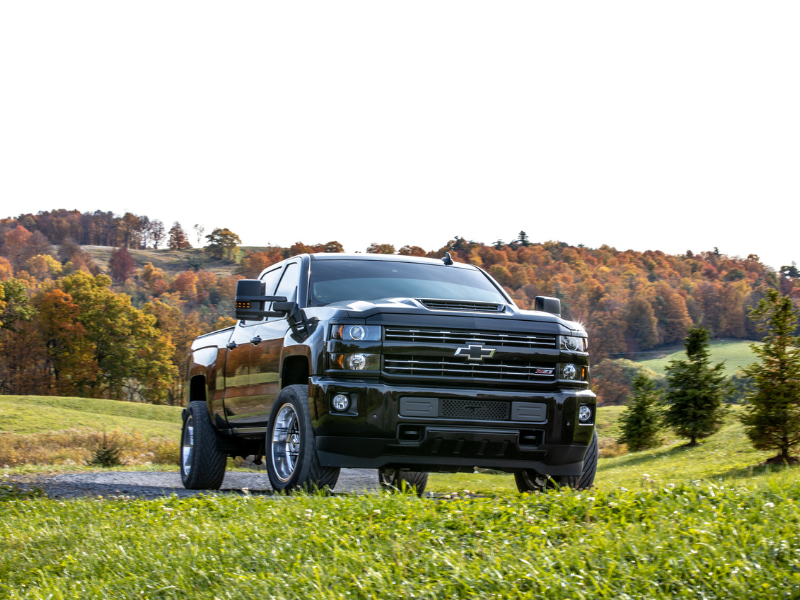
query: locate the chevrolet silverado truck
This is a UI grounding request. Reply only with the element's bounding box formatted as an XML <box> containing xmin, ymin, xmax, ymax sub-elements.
<box><xmin>181</xmin><ymin>253</ymin><xmax>597</xmax><ymax>494</ymax></box>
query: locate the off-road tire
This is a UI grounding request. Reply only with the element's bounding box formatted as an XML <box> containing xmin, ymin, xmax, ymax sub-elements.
<box><xmin>181</xmin><ymin>401</ymin><xmax>227</xmax><ymax>490</ymax></box>
<box><xmin>378</xmin><ymin>468</ymin><xmax>428</xmax><ymax>496</ymax></box>
<box><xmin>514</xmin><ymin>429</ymin><xmax>598</xmax><ymax>493</ymax></box>
<box><xmin>266</xmin><ymin>384</ymin><xmax>340</xmax><ymax>493</ymax></box>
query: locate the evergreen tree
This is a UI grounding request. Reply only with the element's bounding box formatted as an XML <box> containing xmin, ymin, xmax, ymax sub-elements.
<box><xmin>517</xmin><ymin>231</ymin><xmax>530</xmax><ymax>246</ymax></box>
<box><xmin>662</xmin><ymin>325</ymin><xmax>729</xmax><ymax>446</ymax></box>
<box><xmin>739</xmin><ymin>289</ymin><xmax>800</xmax><ymax>463</ymax></box>
<box><xmin>617</xmin><ymin>372</ymin><xmax>662</xmax><ymax>451</ymax></box>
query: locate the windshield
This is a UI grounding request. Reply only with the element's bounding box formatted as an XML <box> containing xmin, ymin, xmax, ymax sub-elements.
<box><xmin>308</xmin><ymin>259</ymin><xmax>506</xmax><ymax>307</ymax></box>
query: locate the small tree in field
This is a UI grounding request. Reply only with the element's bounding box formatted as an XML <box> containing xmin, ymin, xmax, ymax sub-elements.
<box><xmin>662</xmin><ymin>325</ymin><xmax>729</xmax><ymax>446</ymax></box>
<box><xmin>617</xmin><ymin>372</ymin><xmax>662</xmax><ymax>451</ymax></box>
<box><xmin>740</xmin><ymin>289</ymin><xmax>800</xmax><ymax>464</ymax></box>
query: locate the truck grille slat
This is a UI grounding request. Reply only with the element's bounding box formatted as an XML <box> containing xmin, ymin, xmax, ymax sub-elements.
<box><xmin>385</xmin><ymin>328</ymin><xmax>557</xmax><ymax>349</ymax></box>
<box><xmin>384</xmin><ymin>355</ymin><xmax>556</xmax><ymax>382</ymax></box>
<box><xmin>417</xmin><ymin>299</ymin><xmax>504</xmax><ymax>312</ymax></box>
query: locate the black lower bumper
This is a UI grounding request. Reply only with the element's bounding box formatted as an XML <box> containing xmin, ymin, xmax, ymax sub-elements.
<box><xmin>309</xmin><ymin>377</ymin><xmax>596</xmax><ymax>474</ymax></box>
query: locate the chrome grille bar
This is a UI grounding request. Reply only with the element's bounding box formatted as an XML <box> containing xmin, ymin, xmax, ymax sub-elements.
<box><xmin>385</xmin><ymin>328</ymin><xmax>557</xmax><ymax>349</ymax></box>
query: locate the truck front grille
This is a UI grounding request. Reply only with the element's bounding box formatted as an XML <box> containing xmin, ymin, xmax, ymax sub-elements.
<box><xmin>440</xmin><ymin>399</ymin><xmax>510</xmax><ymax>421</ymax></box>
<box><xmin>385</xmin><ymin>328</ymin><xmax>557</xmax><ymax>349</ymax></box>
<box><xmin>383</xmin><ymin>355</ymin><xmax>556</xmax><ymax>383</ymax></box>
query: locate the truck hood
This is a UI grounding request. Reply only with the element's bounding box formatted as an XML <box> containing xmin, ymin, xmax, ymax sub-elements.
<box><xmin>312</xmin><ymin>298</ymin><xmax>585</xmax><ymax>336</ymax></box>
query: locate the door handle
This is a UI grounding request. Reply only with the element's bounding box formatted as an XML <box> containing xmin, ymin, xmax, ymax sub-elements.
<box><xmin>250</xmin><ymin>335</ymin><xmax>262</xmax><ymax>345</ymax></box>
<box><xmin>226</xmin><ymin>341</ymin><xmax>237</xmax><ymax>350</ymax></box>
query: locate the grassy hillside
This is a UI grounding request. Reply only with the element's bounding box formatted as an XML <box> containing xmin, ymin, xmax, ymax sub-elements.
<box><xmin>0</xmin><ymin>395</ymin><xmax>182</xmax><ymax>437</ymax></box>
<box><xmin>636</xmin><ymin>338</ymin><xmax>757</xmax><ymax>377</ymax></box>
<box><xmin>82</xmin><ymin>245</ymin><xmax>243</xmax><ymax>277</ymax></box>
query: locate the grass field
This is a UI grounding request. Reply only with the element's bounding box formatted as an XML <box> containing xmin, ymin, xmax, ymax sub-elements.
<box><xmin>2</xmin><ymin>395</ymin><xmax>799</xmax><ymax>597</ymax></box>
<box><xmin>0</xmin><ymin>396</ymin><xmax>183</xmax><ymax>468</ymax></box>
<box><xmin>636</xmin><ymin>338</ymin><xmax>757</xmax><ymax>377</ymax></box>
<box><xmin>0</xmin><ymin>395</ymin><xmax>182</xmax><ymax>437</ymax></box>
<box><xmin>2</xmin><ymin>472</ymin><xmax>798</xmax><ymax>598</ymax></box>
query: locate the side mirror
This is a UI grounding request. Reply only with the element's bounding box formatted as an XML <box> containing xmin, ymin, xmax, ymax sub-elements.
<box><xmin>234</xmin><ymin>279</ymin><xmax>288</xmax><ymax>321</ymax></box>
<box><xmin>534</xmin><ymin>296</ymin><xmax>561</xmax><ymax>316</ymax></box>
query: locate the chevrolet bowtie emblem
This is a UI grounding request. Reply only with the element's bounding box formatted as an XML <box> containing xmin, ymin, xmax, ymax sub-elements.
<box><xmin>454</xmin><ymin>344</ymin><xmax>496</xmax><ymax>362</ymax></box>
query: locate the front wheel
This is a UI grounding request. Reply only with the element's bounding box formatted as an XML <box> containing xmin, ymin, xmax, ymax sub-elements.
<box><xmin>515</xmin><ymin>430</ymin><xmax>598</xmax><ymax>493</ymax></box>
<box><xmin>378</xmin><ymin>468</ymin><xmax>428</xmax><ymax>496</ymax></box>
<box><xmin>266</xmin><ymin>385</ymin><xmax>340</xmax><ymax>493</ymax></box>
<box><xmin>181</xmin><ymin>401</ymin><xmax>227</xmax><ymax>490</ymax></box>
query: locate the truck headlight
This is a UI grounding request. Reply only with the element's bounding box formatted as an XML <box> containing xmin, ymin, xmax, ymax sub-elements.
<box><xmin>561</xmin><ymin>363</ymin><xmax>578</xmax><ymax>380</ymax></box>
<box><xmin>331</xmin><ymin>325</ymin><xmax>382</xmax><ymax>341</ymax></box>
<box><xmin>330</xmin><ymin>353</ymin><xmax>380</xmax><ymax>371</ymax></box>
<box><xmin>560</xmin><ymin>336</ymin><xmax>587</xmax><ymax>352</ymax></box>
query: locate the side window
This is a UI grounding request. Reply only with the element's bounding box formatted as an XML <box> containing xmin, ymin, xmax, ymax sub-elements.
<box><xmin>241</xmin><ymin>268</ymin><xmax>281</xmax><ymax>326</ymax></box>
<box><xmin>270</xmin><ymin>263</ymin><xmax>299</xmax><ymax>321</ymax></box>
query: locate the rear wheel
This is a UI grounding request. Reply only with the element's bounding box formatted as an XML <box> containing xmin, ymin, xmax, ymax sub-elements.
<box><xmin>181</xmin><ymin>401</ymin><xmax>227</xmax><ymax>490</ymax></box>
<box><xmin>378</xmin><ymin>468</ymin><xmax>428</xmax><ymax>496</ymax></box>
<box><xmin>266</xmin><ymin>384</ymin><xmax>340</xmax><ymax>493</ymax></box>
<box><xmin>515</xmin><ymin>430</ymin><xmax>598</xmax><ymax>493</ymax></box>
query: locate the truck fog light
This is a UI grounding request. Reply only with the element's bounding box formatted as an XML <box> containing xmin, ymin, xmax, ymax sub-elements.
<box><xmin>348</xmin><ymin>354</ymin><xmax>367</xmax><ymax>370</ymax></box>
<box><xmin>578</xmin><ymin>405</ymin><xmax>592</xmax><ymax>423</ymax></box>
<box><xmin>562</xmin><ymin>363</ymin><xmax>578</xmax><ymax>380</ymax></box>
<box><xmin>332</xmin><ymin>394</ymin><xmax>350</xmax><ymax>411</ymax></box>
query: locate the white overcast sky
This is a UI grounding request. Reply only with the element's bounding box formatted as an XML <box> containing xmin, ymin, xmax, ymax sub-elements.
<box><xmin>1</xmin><ymin>2</ymin><xmax>798</xmax><ymax>269</ymax></box>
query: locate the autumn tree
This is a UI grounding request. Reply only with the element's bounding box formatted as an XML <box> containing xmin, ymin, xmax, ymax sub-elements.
<box><xmin>617</xmin><ymin>373</ymin><xmax>662</xmax><ymax>451</ymax></box>
<box><xmin>40</xmin><ymin>272</ymin><xmax>177</xmax><ymax>402</ymax></box>
<box><xmin>366</xmin><ymin>243</ymin><xmax>396</xmax><ymax>254</ymax></box>
<box><xmin>168</xmin><ymin>222</ymin><xmax>192</xmax><ymax>250</ymax></box>
<box><xmin>239</xmin><ymin>249</ymin><xmax>283</xmax><ymax>278</ymax></box>
<box><xmin>626</xmin><ymin>296</ymin><xmax>659</xmax><ymax>350</ymax></box>
<box><xmin>398</xmin><ymin>245</ymin><xmax>427</xmax><ymax>257</ymax></box>
<box><xmin>662</xmin><ymin>325</ymin><xmax>729</xmax><ymax>446</ymax></box>
<box><xmin>205</xmin><ymin>228</ymin><xmax>241</xmax><ymax>261</ymax></box>
<box><xmin>108</xmin><ymin>247</ymin><xmax>136</xmax><ymax>283</ymax></box>
<box><xmin>192</xmin><ymin>224</ymin><xmax>205</xmax><ymax>247</ymax></box>
<box><xmin>739</xmin><ymin>289</ymin><xmax>800</xmax><ymax>463</ymax></box>
<box><xmin>151</xmin><ymin>220</ymin><xmax>166</xmax><ymax>249</ymax></box>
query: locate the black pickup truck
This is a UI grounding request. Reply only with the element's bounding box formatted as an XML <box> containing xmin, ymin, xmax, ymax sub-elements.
<box><xmin>181</xmin><ymin>253</ymin><xmax>597</xmax><ymax>494</ymax></box>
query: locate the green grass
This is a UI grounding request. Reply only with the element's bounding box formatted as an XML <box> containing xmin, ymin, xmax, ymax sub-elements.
<box><xmin>1</xmin><ymin>473</ymin><xmax>799</xmax><ymax>598</ymax></box>
<box><xmin>0</xmin><ymin>395</ymin><xmax>182</xmax><ymax>437</ymax></box>
<box><xmin>637</xmin><ymin>338</ymin><xmax>757</xmax><ymax>377</ymax></box>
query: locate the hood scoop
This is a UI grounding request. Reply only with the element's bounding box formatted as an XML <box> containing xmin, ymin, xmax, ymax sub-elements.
<box><xmin>417</xmin><ymin>298</ymin><xmax>505</xmax><ymax>313</ymax></box>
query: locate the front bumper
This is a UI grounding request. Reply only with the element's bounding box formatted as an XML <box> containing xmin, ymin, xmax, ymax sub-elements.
<box><xmin>309</xmin><ymin>377</ymin><xmax>596</xmax><ymax>474</ymax></box>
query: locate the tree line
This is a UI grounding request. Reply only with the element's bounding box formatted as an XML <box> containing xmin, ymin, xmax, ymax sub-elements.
<box><xmin>0</xmin><ymin>212</ymin><xmax>798</xmax><ymax>406</ymax></box>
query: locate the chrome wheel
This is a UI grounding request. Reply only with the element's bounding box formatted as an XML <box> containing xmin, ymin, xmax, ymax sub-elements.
<box><xmin>272</xmin><ymin>403</ymin><xmax>301</xmax><ymax>482</ymax></box>
<box><xmin>182</xmin><ymin>415</ymin><xmax>194</xmax><ymax>476</ymax></box>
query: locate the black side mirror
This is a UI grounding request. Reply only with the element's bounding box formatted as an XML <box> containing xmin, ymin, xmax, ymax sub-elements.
<box><xmin>235</xmin><ymin>279</ymin><xmax>288</xmax><ymax>321</ymax></box>
<box><xmin>534</xmin><ymin>296</ymin><xmax>561</xmax><ymax>316</ymax></box>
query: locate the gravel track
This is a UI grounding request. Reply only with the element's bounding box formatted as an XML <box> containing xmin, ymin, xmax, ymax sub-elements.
<box><xmin>9</xmin><ymin>469</ymin><xmax>381</xmax><ymax>499</ymax></box>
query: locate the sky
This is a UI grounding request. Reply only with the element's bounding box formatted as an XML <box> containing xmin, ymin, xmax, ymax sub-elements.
<box><xmin>1</xmin><ymin>2</ymin><xmax>798</xmax><ymax>270</ymax></box>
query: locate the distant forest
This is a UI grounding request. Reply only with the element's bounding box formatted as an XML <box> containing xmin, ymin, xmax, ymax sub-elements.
<box><xmin>0</xmin><ymin>209</ymin><xmax>798</xmax><ymax>405</ymax></box>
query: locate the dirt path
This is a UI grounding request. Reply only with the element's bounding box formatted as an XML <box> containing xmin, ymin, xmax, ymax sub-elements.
<box><xmin>10</xmin><ymin>468</ymin><xmax>381</xmax><ymax>499</ymax></box>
